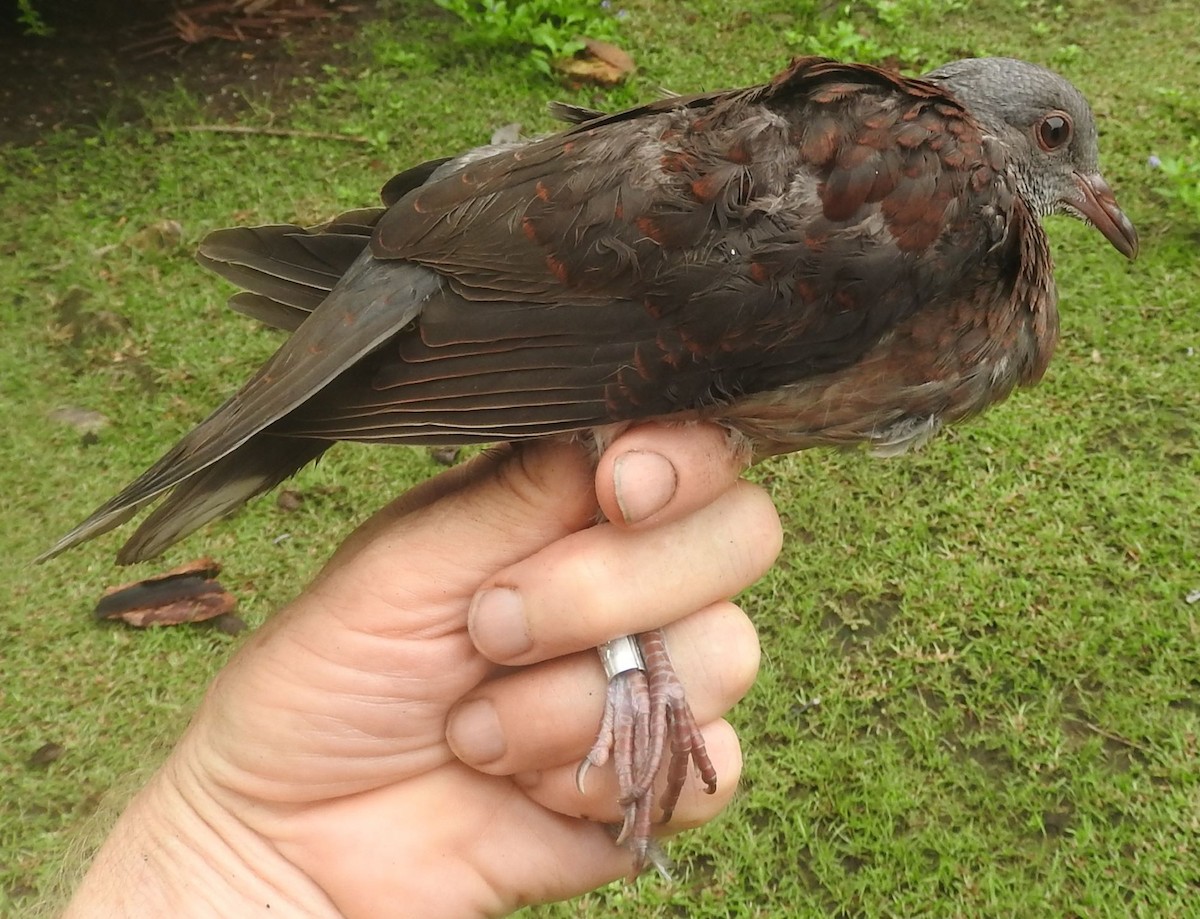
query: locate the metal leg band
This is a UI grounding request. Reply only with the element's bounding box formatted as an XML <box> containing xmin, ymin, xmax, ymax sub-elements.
<box><xmin>598</xmin><ymin>634</ymin><xmax>645</xmax><ymax>678</ymax></box>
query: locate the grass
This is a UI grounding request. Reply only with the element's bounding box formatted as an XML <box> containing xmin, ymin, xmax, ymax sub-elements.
<box><xmin>2</xmin><ymin>0</ymin><xmax>1198</xmax><ymax>914</ymax></box>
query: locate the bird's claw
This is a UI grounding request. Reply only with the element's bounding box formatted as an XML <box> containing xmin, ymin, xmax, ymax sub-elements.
<box><xmin>582</xmin><ymin>630</ymin><xmax>717</xmax><ymax>876</ymax></box>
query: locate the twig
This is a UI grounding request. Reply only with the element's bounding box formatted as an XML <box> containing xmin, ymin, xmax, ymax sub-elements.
<box><xmin>1065</xmin><ymin>717</ymin><xmax>1154</xmax><ymax>756</ymax></box>
<box><xmin>152</xmin><ymin>124</ymin><xmax>371</xmax><ymax>143</ymax></box>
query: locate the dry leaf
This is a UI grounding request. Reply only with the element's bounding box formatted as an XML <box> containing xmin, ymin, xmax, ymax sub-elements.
<box><xmin>29</xmin><ymin>742</ymin><xmax>64</xmax><ymax>767</ymax></box>
<box><xmin>127</xmin><ymin>219</ymin><xmax>185</xmax><ymax>252</ymax></box>
<box><xmin>555</xmin><ymin>38</ymin><xmax>636</xmax><ymax>87</ymax></box>
<box><xmin>276</xmin><ymin>488</ymin><xmax>304</xmax><ymax>512</ymax></box>
<box><xmin>94</xmin><ymin>557</ymin><xmax>237</xmax><ymax>628</ymax></box>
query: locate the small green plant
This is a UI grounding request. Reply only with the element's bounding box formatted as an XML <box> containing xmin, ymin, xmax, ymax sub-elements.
<box><xmin>787</xmin><ymin>13</ymin><xmax>907</xmax><ymax>63</ymax></box>
<box><xmin>783</xmin><ymin>0</ymin><xmax>962</xmax><ymax>67</ymax></box>
<box><xmin>1051</xmin><ymin>42</ymin><xmax>1083</xmax><ymax>67</ymax></box>
<box><xmin>435</xmin><ymin>0</ymin><xmax>622</xmax><ymax>75</ymax></box>
<box><xmin>16</xmin><ymin>0</ymin><xmax>52</xmax><ymax>36</ymax></box>
<box><xmin>1149</xmin><ymin>139</ymin><xmax>1200</xmax><ymax>226</ymax></box>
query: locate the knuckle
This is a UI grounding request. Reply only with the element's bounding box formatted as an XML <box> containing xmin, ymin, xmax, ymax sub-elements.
<box><xmin>704</xmin><ymin>483</ymin><xmax>782</xmax><ymax>590</ymax></box>
<box><xmin>718</xmin><ymin>602</ymin><xmax>762</xmax><ymax>699</ymax></box>
<box><xmin>731</xmin><ymin>482</ymin><xmax>784</xmax><ymax>571</ymax></box>
<box><xmin>533</xmin><ymin>546</ymin><xmax>615</xmax><ymax>640</ymax></box>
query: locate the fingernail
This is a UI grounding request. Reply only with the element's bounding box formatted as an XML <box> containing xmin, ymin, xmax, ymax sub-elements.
<box><xmin>468</xmin><ymin>587</ymin><xmax>533</xmax><ymax>660</ymax></box>
<box><xmin>613</xmin><ymin>450</ymin><xmax>677</xmax><ymax>524</ymax></box>
<box><xmin>446</xmin><ymin>699</ymin><xmax>506</xmax><ymax>765</ymax></box>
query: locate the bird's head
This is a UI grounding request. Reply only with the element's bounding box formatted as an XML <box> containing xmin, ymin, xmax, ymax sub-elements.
<box><xmin>924</xmin><ymin>57</ymin><xmax>1138</xmax><ymax>259</ymax></box>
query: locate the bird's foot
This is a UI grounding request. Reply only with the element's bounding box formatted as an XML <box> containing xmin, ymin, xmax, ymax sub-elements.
<box><xmin>576</xmin><ymin>629</ymin><xmax>717</xmax><ymax>877</ymax></box>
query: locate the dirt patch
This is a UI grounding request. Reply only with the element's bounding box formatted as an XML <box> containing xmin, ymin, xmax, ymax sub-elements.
<box><xmin>0</xmin><ymin>0</ymin><xmax>368</xmax><ymax>146</ymax></box>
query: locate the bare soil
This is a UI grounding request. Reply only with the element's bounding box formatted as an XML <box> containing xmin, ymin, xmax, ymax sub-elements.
<box><xmin>0</xmin><ymin>0</ymin><xmax>368</xmax><ymax>145</ymax></box>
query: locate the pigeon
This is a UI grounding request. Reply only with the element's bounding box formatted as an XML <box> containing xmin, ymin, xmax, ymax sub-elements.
<box><xmin>41</xmin><ymin>56</ymin><xmax>1137</xmax><ymax>871</ymax></box>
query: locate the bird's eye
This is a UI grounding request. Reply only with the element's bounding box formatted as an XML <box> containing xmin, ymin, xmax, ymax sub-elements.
<box><xmin>1037</xmin><ymin>113</ymin><xmax>1072</xmax><ymax>151</ymax></box>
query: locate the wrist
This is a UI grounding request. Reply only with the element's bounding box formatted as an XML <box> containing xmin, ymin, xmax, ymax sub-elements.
<box><xmin>65</xmin><ymin>753</ymin><xmax>340</xmax><ymax>918</ymax></box>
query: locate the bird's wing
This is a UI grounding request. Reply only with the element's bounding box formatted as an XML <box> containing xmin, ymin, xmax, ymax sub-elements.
<box><xmin>39</xmin><ymin>157</ymin><xmax>499</xmax><ymax>561</ymax></box>
<box><xmin>283</xmin><ymin>57</ymin><xmax>1017</xmax><ymax>442</ymax></box>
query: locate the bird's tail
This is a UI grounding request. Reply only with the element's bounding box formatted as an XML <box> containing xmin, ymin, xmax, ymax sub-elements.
<box><xmin>110</xmin><ymin>436</ymin><xmax>330</xmax><ymax>564</ymax></box>
<box><xmin>37</xmin><ymin>207</ymin><xmax>435</xmax><ymax>564</ymax></box>
<box><xmin>40</xmin><ymin>143</ymin><xmax>500</xmax><ymax>565</ymax></box>
<box><xmin>198</xmin><ymin>207</ymin><xmax>384</xmax><ymax>333</ymax></box>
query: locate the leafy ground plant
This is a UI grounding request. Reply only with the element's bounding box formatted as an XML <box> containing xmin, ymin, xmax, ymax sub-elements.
<box><xmin>785</xmin><ymin>0</ymin><xmax>966</xmax><ymax>67</ymax></box>
<box><xmin>1150</xmin><ymin>141</ymin><xmax>1200</xmax><ymax>226</ymax></box>
<box><xmin>436</xmin><ymin>0</ymin><xmax>623</xmax><ymax>74</ymax></box>
<box><xmin>14</xmin><ymin>0</ymin><xmax>51</xmax><ymax>35</ymax></box>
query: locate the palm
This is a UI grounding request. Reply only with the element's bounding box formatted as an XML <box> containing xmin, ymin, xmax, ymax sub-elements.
<box><xmin>205</xmin><ymin>572</ymin><xmax>492</xmax><ymax>798</ymax></box>
<box><xmin>174</xmin><ymin>453</ymin><xmax>642</xmax><ymax>914</ymax></box>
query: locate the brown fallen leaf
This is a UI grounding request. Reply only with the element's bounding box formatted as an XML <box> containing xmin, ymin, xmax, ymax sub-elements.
<box><xmin>276</xmin><ymin>488</ymin><xmax>305</xmax><ymax>512</ymax></box>
<box><xmin>29</xmin><ymin>742</ymin><xmax>64</xmax><ymax>768</ymax></box>
<box><xmin>94</xmin><ymin>557</ymin><xmax>237</xmax><ymax>628</ymax></box>
<box><xmin>554</xmin><ymin>38</ymin><xmax>636</xmax><ymax>87</ymax></box>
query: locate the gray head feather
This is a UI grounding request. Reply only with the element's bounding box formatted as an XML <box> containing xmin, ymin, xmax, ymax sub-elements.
<box><xmin>923</xmin><ymin>58</ymin><xmax>1103</xmax><ymax>220</ymax></box>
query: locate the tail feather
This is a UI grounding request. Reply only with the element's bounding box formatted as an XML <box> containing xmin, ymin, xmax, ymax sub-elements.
<box><xmin>115</xmin><ymin>437</ymin><xmax>328</xmax><ymax>564</ymax></box>
<box><xmin>198</xmin><ymin>209</ymin><xmax>384</xmax><ymax>318</ymax></box>
<box><xmin>40</xmin><ymin>255</ymin><xmax>441</xmax><ymax>562</ymax></box>
<box><xmin>39</xmin><ymin>155</ymin><xmax>499</xmax><ymax>563</ymax></box>
<box><xmin>227</xmin><ymin>292</ymin><xmax>310</xmax><ymax>334</ymax></box>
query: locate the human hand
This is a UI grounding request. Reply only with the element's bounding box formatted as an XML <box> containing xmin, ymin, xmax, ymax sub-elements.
<box><xmin>65</xmin><ymin>423</ymin><xmax>781</xmax><ymax>918</ymax></box>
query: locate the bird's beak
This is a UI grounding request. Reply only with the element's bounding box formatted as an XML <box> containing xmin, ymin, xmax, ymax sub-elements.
<box><xmin>1067</xmin><ymin>172</ymin><xmax>1139</xmax><ymax>259</ymax></box>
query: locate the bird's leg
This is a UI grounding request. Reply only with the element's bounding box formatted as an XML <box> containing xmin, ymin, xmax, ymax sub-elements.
<box><xmin>576</xmin><ymin>630</ymin><xmax>717</xmax><ymax>875</ymax></box>
<box><xmin>637</xmin><ymin>629</ymin><xmax>718</xmax><ymax>819</ymax></box>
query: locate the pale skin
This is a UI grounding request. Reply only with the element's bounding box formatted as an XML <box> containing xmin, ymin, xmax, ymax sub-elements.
<box><xmin>64</xmin><ymin>422</ymin><xmax>782</xmax><ymax>918</ymax></box>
